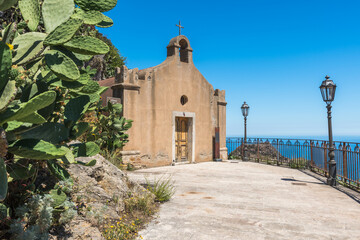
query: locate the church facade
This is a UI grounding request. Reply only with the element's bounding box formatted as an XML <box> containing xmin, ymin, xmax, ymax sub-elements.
<box><xmin>99</xmin><ymin>35</ymin><xmax>227</xmax><ymax>167</ymax></box>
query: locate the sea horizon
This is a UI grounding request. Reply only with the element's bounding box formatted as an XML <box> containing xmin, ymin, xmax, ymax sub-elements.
<box><xmin>226</xmin><ymin>135</ymin><xmax>360</xmax><ymax>143</ymax></box>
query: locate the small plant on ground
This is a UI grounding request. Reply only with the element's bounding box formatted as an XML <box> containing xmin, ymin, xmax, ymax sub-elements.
<box><xmin>124</xmin><ymin>192</ymin><xmax>154</xmax><ymax>216</ymax></box>
<box><xmin>146</xmin><ymin>175</ymin><xmax>175</xmax><ymax>202</ymax></box>
<box><xmin>290</xmin><ymin>158</ymin><xmax>308</xmax><ymax>169</ymax></box>
<box><xmin>103</xmin><ymin>217</ymin><xmax>143</xmax><ymax>240</ymax></box>
<box><xmin>100</xmin><ymin>148</ymin><xmax>126</xmax><ymax>169</ymax></box>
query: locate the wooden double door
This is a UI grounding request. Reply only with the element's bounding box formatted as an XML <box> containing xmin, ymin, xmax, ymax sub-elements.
<box><xmin>175</xmin><ymin>117</ymin><xmax>189</xmax><ymax>162</ymax></box>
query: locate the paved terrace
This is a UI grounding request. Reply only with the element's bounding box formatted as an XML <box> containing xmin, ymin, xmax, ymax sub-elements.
<box><xmin>128</xmin><ymin>161</ymin><xmax>360</xmax><ymax>240</ymax></box>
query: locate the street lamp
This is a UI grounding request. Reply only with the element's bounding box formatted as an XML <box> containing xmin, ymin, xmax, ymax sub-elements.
<box><xmin>320</xmin><ymin>75</ymin><xmax>337</xmax><ymax>186</ymax></box>
<box><xmin>241</xmin><ymin>102</ymin><xmax>250</xmax><ymax>161</ymax></box>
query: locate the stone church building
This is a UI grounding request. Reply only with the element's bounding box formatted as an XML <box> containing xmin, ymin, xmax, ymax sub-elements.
<box><xmin>99</xmin><ymin>35</ymin><xmax>227</xmax><ymax>167</ymax></box>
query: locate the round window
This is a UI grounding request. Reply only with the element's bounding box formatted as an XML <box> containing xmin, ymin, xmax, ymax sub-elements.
<box><xmin>180</xmin><ymin>95</ymin><xmax>188</xmax><ymax>105</ymax></box>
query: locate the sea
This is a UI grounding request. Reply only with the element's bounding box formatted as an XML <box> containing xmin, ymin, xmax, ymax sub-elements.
<box><xmin>226</xmin><ymin>135</ymin><xmax>360</xmax><ymax>181</ymax></box>
<box><xmin>226</xmin><ymin>135</ymin><xmax>360</xmax><ymax>153</ymax></box>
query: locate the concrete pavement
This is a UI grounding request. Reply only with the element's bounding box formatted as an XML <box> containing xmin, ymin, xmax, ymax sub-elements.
<box><xmin>128</xmin><ymin>161</ymin><xmax>360</xmax><ymax>240</ymax></box>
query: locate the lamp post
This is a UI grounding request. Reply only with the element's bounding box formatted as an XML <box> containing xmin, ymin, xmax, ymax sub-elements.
<box><xmin>241</xmin><ymin>102</ymin><xmax>250</xmax><ymax>161</ymax></box>
<box><xmin>320</xmin><ymin>75</ymin><xmax>337</xmax><ymax>186</ymax></box>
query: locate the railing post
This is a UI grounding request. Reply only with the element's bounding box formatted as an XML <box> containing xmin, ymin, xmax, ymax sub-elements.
<box><xmin>343</xmin><ymin>142</ymin><xmax>348</xmax><ymax>182</ymax></box>
<box><xmin>310</xmin><ymin>140</ymin><xmax>314</xmax><ymax>168</ymax></box>
<box><xmin>324</xmin><ymin>141</ymin><xmax>328</xmax><ymax>177</ymax></box>
<box><xmin>257</xmin><ymin>139</ymin><xmax>260</xmax><ymax>162</ymax></box>
<box><xmin>241</xmin><ymin>138</ymin><xmax>244</xmax><ymax>159</ymax></box>
<box><xmin>276</xmin><ymin>139</ymin><xmax>279</xmax><ymax>165</ymax></box>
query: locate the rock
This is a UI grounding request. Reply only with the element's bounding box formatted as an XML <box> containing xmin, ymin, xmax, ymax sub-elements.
<box><xmin>50</xmin><ymin>219</ymin><xmax>104</xmax><ymax>240</ymax></box>
<box><xmin>230</xmin><ymin>142</ymin><xmax>289</xmax><ymax>162</ymax></box>
<box><xmin>90</xmin><ymin>167</ymin><xmax>105</xmax><ymax>182</ymax></box>
<box><xmin>50</xmin><ymin>154</ymin><xmax>148</xmax><ymax>239</ymax></box>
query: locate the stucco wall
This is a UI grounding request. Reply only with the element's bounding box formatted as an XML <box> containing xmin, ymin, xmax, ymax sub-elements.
<box><xmin>100</xmin><ymin>35</ymin><xmax>227</xmax><ymax>167</ymax></box>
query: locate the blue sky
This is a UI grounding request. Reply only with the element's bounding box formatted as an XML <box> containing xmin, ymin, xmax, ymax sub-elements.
<box><xmin>99</xmin><ymin>0</ymin><xmax>360</xmax><ymax>138</ymax></box>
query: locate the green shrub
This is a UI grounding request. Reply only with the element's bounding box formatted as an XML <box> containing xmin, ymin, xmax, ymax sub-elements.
<box><xmin>84</xmin><ymin>101</ymin><xmax>132</xmax><ymax>152</ymax></box>
<box><xmin>146</xmin><ymin>176</ymin><xmax>175</xmax><ymax>202</ymax></box>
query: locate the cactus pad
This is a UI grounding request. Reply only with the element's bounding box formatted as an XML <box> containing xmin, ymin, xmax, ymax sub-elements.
<box><xmin>76</xmin><ymin>159</ymin><xmax>96</xmax><ymax>166</ymax></box>
<box><xmin>1</xmin><ymin>23</ymin><xmax>16</xmax><ymax>44</ymax></box>
<box><xmin>75</xmin><ymin>0</ymin><xmax>117</xmax><ymax>12</ymax></box>
<box><xmin>0</xmin><ymin>203</ymin><xmax>9</xmax><ymax>219</ymax></box>
<box><xmin>19</xmin><ymin>122</ymin><xmax>69</xmax><ymax>144</ymax></box>
<box><xmin>42</xmin><ymin>0</ymin><xmax>75</xmax><ymax>33</ymax></box>
<box><xmin>0</xmin><ymin>91</ymin><xmax>56</xmax><ymax>125</ymax></box>
<box><xmin>71</xmin><ymin>142</ymin><xmax>100</xmax><ymax>157</ymax></box>
<box><xmin>0</xmin><ymin>129</ymin><xmax>7</xmax><ymax>158</ymax></box>
<box><xmin>49</xmin><ymin>188</ymin><xmax>67</xmax><ymax>206</ymax></box>
<box><xmin>7</xmin><ymin>160</ymin><xmax>36</xmax><ymax>180</ymax></box>
<box><xmin>71</xmin><ymin>122</ymin><xmax>89</xmax><ymax>139</ymax></box>
<box><xmin>0</xmin><ymin>80</ymin><xmax>17</xmax><ymax>113</ymax></box>
<box><xmin>72</xmin><ymin>8</ymin><xmax>104</xmax><ymax>25</ymax></box>
<box><xmin>0</xmin><ymin>0</ymin><xmax>18</xmax><ymax>11</ymax></box>
<box><xmin>96</xmin><ymin>15</ymin><xmax>113</xmax><ymax>28</ymax></box>
<box><xmin>80</xmin><ymin>80</ymin><xmax>100</xmax><ymax>93</ymax></box>
<box><xmin>0</xmin><ymin>41</ymin><xmax>12</xmax><ymax>92</ymax></box>
<box><xmin>63</xmin><ymin>36</ymin><xmax>109</xmax><ymax>55</ymax></box>
<box><xmin>12</xmin><ymin>32</ymin><xmax>47</xmax><ymax>65</ymax></box>
<box><xmin>64</xmin><ymin>95</ymin><xmax>90</xmax><ymax>123</ymax></box>
<box><xmin>45</xmin><ymin>50</ymin><xmax>80</xmax><ymax>81</ymax></box>
<box><xmin>73</xmin><ymin>52</ymin><xmax>93</xmax><ymax>61</ymax></box>
<box><xmin>18</xmin><ymin>0</ymin><xmax>40</xmax><ymax>31</ymax></box>
<box><xmin>17</xmin><ymin>112</ymin><xmax>47</xmax><ymax>124</ymax></box>
<box><xmin>44</xmin><ymin>18</ymin><xmax>83</xmax><ymax>46</ymax></box>
<box><xmin>8</xmin><ymin>139</ymin><xmax>68</xmax><ymax>160</ymax></box>
<box><xmin>0</xmin><ymin>158</ymin><xmax>7</xmax><ymax>201</ymax></box>
<box><xmin>47</xmin><ymin>160</ymin><xmax>70</xmax><ymax>181</ymax></box>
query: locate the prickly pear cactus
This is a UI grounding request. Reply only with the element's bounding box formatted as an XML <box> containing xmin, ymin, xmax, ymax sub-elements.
<box><xmin>96</xmin><ymin>15</ymin><xmax>113</xmax><ymax>28</ymax></box>
<box><xmin>0</xmin><ymin>0</ymin><xmax>121</xmax><ymax>211</ymax></box>
<box><xmin>19</xmin><ymin>122</ymin><xmax>70</xmax><ymax>144</ymax></box>
<box><xmin>0</xmin><ymin>158</ymin><xmax>7</xmax><ymax>201</ymax></box>
<box><xmin>0</xmin><ymin>91</ymin><xmax>56</xmax><ymax>125</ymax></box>
<box><xmin>72</xmin><ymin>8</ymin><xmax>105</xmax><ymax>25</ymax></box>
<box><xmin>6</xmin><ymin>159</ymin><xmax>37</xmax><ymax>180</ymax></box>
<box><xmin>8</xmin><ymin>139</ymin><xmax>68</xmax><ymax>160</ymax></box>
<box><xmin>42</xmin><ymin>0</ymin><xmax>75</xmax><ymax>33</ymax></box>
<box><xmin>49</xmin><ymin>188</ymin><xmax>67</xmax><ymax>206</ymax></box>
<box><xmin>0</xmin><ymin>0</ymin><xmax>18</xmax><ymax>11</ymax></box>
<box><xmin>47</xmin><ymin>160</ymin><xmax>70</xmax><ymax>181</ymax></box>
<box><xmin>80</xmin><ymin>80</ymin><xmax>100</xmax><ymax>93</ymax></box>
<box><xmin>0</xmin><ymin>81</ymin><xmax>17</xmax><ymax>112</ymax></box>
<box><xmin>18</xmin><ymin>0</ymin><xmax>40</xmax><ymax>31</ymax></box>
<box><xmin>64</xmin><ymin>95</ymin><xmax>91</xmax><ymax>123</ymax></box>
<box><xmin>0</xmin><ymin>41</ymin><xmax>12</xmax><ymax>91</ymax></box>
<box><xmin>71</xmin><ymin>142</ymin><xmax>100</xmax><ymax>157</ymax></box>
<box><xmin>44</xmin><ymin>18</ymin><xmax>83</xmax><ymax>46</ymax></box>
<box><xmin>45</xmin><ymin>50</ymin><xmax>80</xmax><ymax>81</ymax></box>
<box><xmin>12</xmin><ymin>32</ymin><xmax>47</xmax><ymax>65</ymax></box>
<box><xmin>0</xmin><ymin>129</ymin><xmax>7</xmax><ymax>158</ymax></box>
<box><xmin>75</xmin><ymin>0</ymin><xmax>117</xmax><ymax>12</ymax></box>
<box><xmin>63</xmin><ymin>36</ymin><xmax>109</xmax><ymax>55</ymax></box>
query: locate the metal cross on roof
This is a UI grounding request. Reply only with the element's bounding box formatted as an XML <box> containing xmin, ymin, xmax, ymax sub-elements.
<box><xmin>176</xmin><ymin>20</ymin><xmax>184</xmax><ymax>35</ymax></box>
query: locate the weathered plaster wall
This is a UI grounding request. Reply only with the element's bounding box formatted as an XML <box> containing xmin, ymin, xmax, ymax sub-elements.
<box><xmin>100</xmin><ymin>35</ymin><xmax>227</xmax><ymax>167</ymax></box>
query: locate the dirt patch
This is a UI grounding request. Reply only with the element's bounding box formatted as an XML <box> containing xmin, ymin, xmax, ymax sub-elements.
<box><xmin>202</xmin><ymin>196</ymin><xmax>214</xmax><ymax>199</ymax></box>
<box><xmin>291</xmin><ymin>182</ymin><xmax>307</xmax><ymax>186</ymax></box>
<box><xmin>185</xmin><ymin>191</ymin><xmax>204</xmax><ymax>195</ymax></box>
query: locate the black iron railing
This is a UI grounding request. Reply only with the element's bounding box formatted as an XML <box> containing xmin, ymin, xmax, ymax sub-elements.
<box><xmin>226</xmin><ymin>137</ymin><xmax>360</xmax><ymax>189</ymax></box>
